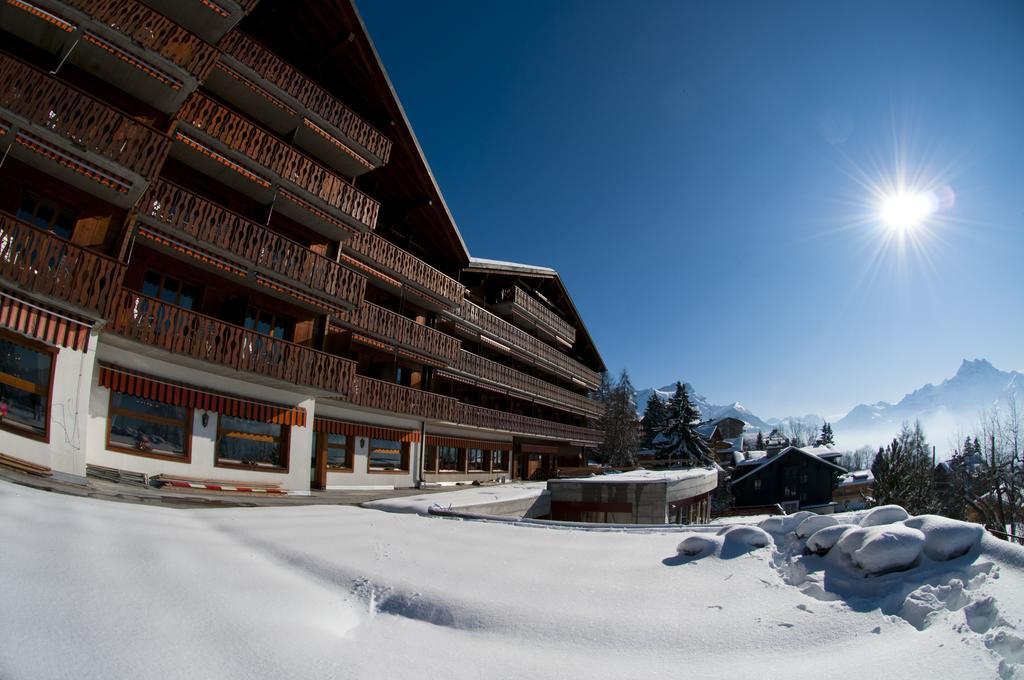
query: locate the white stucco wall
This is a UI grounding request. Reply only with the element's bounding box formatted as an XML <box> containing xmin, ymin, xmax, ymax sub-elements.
<box><xmin>0</xmin><ymin>328</ymin><xmax>99</xmax><ymax>479</ymax></box>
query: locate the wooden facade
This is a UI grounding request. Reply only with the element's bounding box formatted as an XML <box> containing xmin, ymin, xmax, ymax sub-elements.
<box><xmin>0</xmin><ymin>0</ymin><xmax>606</xmax><ymax>488</ymax></box>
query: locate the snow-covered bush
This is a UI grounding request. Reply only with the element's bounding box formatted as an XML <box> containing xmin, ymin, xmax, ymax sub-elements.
<box><xmin>805</xmin><ymin>524</ymin><xmax>857</xmax><ymax>555</ymax></box>
<box><xmin>759</xmin><ymin>511</ymin><xmax>814</xmax><ymax>535</ymax></box>
<box><xmin>721</xmin><ymin>525</ymin><xmax>772</xmax><ymax>550</ymax></box>
<box><xmin>860</xmin><ymin>504</ymin><xmax>910</xmax><ymax>527</ymax></box>
<box><xmin>676</xmin><ymin>534</ymin><xmax>716</xmax><ymax>556</ymax></box>
<box><xmin>847</xmin><ymin>524</ymin><xmax>925</xmax><ymax>574</ymax></box>
<box><xmin>795</xmin><ymin>515</ymin><xmax>838</xmax><ymax>539</ymax></box>
<box><xmin>903</xmin><ymin>515</ymin><xmax>984</xmax><ymax>561</ymax></box>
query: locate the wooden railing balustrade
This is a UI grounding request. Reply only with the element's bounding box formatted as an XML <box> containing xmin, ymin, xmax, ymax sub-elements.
<box><xmin>351</xmin><ymin>375</ymin><xmax>457</xmax><ymax>421</ymax></box>
<box><xmin>140</xmin><ymin>180</ymin><xmax>365</xmax><ymax>309</ymax></box>
<box><xmin>0</xmin><ymin>212</ymin><xmax>125</xmax><ymax>317</ymax></box>
<box><xmin>449</xmin><ymin>350</ymin><xmax>600</xmax><ymax>417</ymax></box>
<box><xmin>176</xmin><ymin>93</ymin><xmax>379</xmax><ymax>229</ymax></box>
<box><xmin>219</xmin><ymin>31</ymin><xmax>392</xmax><ymax>163</ymax></box>
<box><xmin>342</xmin><ymin>232</ymin><xmax>464</xmax><ymax>309</ymax></box>
<box><xmin>496</xmin><ymin>285</ymin><xmax>575</xmax><ymax>342</ymax></box>
<box><xmin>0</xmin><ymin>53</ymin><xmax>171</xmax><ymax>178</ymax></box>
<box><xmin>108</xmin><ymin>290</ymin><xmax>356</xmax><ymax>395</ymax></box>
<box><xmin>335</xmin><ymin>301</ymin><xmax>460</xmax><ymax>365</ymax></box>
<box><xmin>62</xmin><ymin>0</ymin><xmax>219</xmax><ymax>80</ymax></box>
<box><xmin>455</xmin><ymin>403</ymin><xmax>602</xmax><ymax>444</ymax></box>
<box><xmin>452</xmin><ymin>300</ymin><xmax>601</xmax><ymax>389</ymax></box>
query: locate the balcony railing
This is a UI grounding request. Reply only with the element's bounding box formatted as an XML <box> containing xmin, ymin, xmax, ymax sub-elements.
<box><xmin>451</xmin><ymin>300</ymin><xmax>601</xmax><ymax>389</ymax></box>
<box><xmin>350</xmin><ymin>375</ymin><xmax>457</xmax><ymax>421</ymax></box>
<box><xmin>62</xmin><ymin>0</ymin><xmax>219</xmax><ymax>80</ymax></box>
<box><xmin>139</xmin><ymin>180</ymin><xmax>365</xmax><ymax>311</ymax></box>
<box><xmin>0</xmin><ymin>53</ymin><xmax>171</xmax><ymax>179</ymax></box>
<box><xmin>454</xmin><ymin>403</ymin><xmax>602</xmax><ymax>445</ymax></box>
<box><xmin>341</xmin><ymin>232</ymin><xmax>464</xmax><ymax>310</ymax></box>
<box><xmin>334</xmin><ymin>300</ymin><xmax>460</xmax><ymax>366</ymax></box>
<box><xmin>0</xmin><ymin>211</ymin><xmax>125</xmax><ymax>317</ymax></box>
<box><xmin>219</xmin><ymin>31</ymin><xmax>392</xmax><ymax>164</ymax></box>
<box><xmin>108</xmin><ymin>290</ymin><xmax>356</xmax><ymax>396</ymax></box>
<box><xmin>446</xmin><ymin>350</ymin><xmax>600</xmax><ymax>417</ymax></box>
<box><xmin>176</xmin><ymin>93</ymin><xmax>379</xmax><ymax>230</ymax></box>
<box><xmin>496</xmin><ymin>285</ymin><xmax>575</xmax><ymax>343</ymax></box>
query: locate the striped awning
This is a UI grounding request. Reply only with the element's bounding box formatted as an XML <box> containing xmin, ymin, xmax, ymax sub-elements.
<box><xmin>0</xmin><ymin>288</ymin><xmax>92</xmax><ymax>351</ymax></box>
<box><xmin>520</xmin><ymin>444</ymin><xmax>562</xmax><ymax>455</ymax></box>
<box><xmin>314</xmin><ymin>416</ymin><xmax>420</xmax><ymax>443</ymax></box>
<box><xmin>425</xmin><ymin>435</ymin><xmax>512</xmax><ymax>452</ymax></box>
<box><xmin>98</xmin><ymin>365</ymin><xmax>306</xmax><ymax>426</ymax></box>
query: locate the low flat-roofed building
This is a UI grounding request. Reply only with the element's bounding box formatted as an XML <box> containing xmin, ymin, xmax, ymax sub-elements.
<box><xmin>547</xmin><ymin>468</ymin><xmax>718</xmax><ymax>524</ymax></box>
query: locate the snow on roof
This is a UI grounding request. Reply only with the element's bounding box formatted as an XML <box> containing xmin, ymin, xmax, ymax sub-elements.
<box><xmin>730</xmin><ymin>446</ymin><xmax>847</xmax><ymax>486</ymax></box>
<box><xmin>839</xmin><ymin>470</ymin><xmax>875</xmax><ymax>486</ymax></box>
<box><xmin>695</xmin><ymin>423</ymin><xmax>718</xmax><ymax>438</ymax></box>
<box><xmin>803</xmin><ymin>445</ymin><xmax>842</xmax><ymax>458</ymax></box>
<box><xmin>733</xmin><ymin>450</ymin><xmax>768</xmax><ymax>466</ymax></box>
<box><xmin>565</xmin><ymin>468</ymin><xmax>717</xmax><ymax>484</ymax></box>
<box><xmin>465</xmin><ymin>257</ymin><xmax>557</xmax><ymax>277</ymax></box>
<box><xmin>363</xmin><ymin>482</ymin><xmax>547</xmax><ymax>515</ymax></box>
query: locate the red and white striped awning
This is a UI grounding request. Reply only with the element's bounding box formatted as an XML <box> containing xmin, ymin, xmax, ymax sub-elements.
<box><xmin>313</xmin><ymin>416</ymin><xmax>420</xmax><ymax>443</ymax></box>
<box><xmin>0</xmin><ymin>288</ymin><xmax>93</xmax><ymax>351</ymax></box>
<box><xmin>98</xmin><ymin>364</ymin><xmax>306</xmax><ymax>426</ymax></box>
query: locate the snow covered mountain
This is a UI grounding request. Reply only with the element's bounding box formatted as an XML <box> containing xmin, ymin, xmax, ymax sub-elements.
<box><xmin>637</xmin><ymin>359</ymin><xmax>1021</xmax><ymax>453</ymax></box>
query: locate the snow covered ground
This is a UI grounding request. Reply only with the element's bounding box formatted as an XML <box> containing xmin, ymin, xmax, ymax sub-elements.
<box><xmin>2</xmin><ymin>479</ymin><xmax>1023</xmax><ymax>679</ymax></box>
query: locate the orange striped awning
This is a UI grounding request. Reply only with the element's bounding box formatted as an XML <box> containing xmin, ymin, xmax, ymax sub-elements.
<box><xmin>425</xmin><ymin>435</ymin><xmax>512</xmax><ymax>452</ymax></box>
<box><xmin>0</xmin><ymin>288</ymin><xmax>92</xmax><ymax>351</ymax></box>
<box><xmin>98</xmin><ymin>365</ymin><xmax>306</xmax><ymax>426</ymax></box>
<box><xmin>314</xmin><ymin>416</ymin><xmax>420</xmax><ymax>443</ymax></box>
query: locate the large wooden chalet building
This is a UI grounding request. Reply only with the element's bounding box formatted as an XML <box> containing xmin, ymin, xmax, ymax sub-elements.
<box><xmin>0</xmin><ymin>0</ymin><xmax>605</xmax><ymax>491</ymax></box>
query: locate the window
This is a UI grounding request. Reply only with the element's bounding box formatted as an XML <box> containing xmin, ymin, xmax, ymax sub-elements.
<box><xmin>108</xmin><ymin>392</ymin><xmax>189</xmax><ymax>459</ymax></box>
<box><xmin>0</xmin><ymin>334</ymin><xmax>54</xmax><ymax>439</ymax></box>
<box><xmin>17</xmin><ymin>192</ymin><xmax>77</xmax><ymax>239</ymax></box>
<box><xmin>244</xmin><ymin>306</ymin><xmax>292</xmax><ymax>340</ymax></box>
<box><xmin>142</xmin><ymin>271</ymin><xmax>202</xmax><ymax>309</ymax></box>
<box><xmin>753</xmin><ymin>478</ymin><xmax>761</xmax><ymax>491</ymax></box>
<box><xmin>321</xmin><ymin>432</ymin><xmax>352</xmax><ymax>470</ymax></box>
<box><xmin>800</xmin><ymin>473</ymin><xmax>808</xmax><ymax>484</ymax></box>
<box><xmin>424</xmin><ymin>445</ymin><xmax>438</xmax><ymax>473</ymax></box>
<box><xmin>369</xmin><ymin>438</ymin><xmax>407</xmax><ymax>472</ymax></box>
<box><xmin>216</xmin><ymin>415</ymin><xmax>287</xmax><ymax>470</ymax></box>
<box><xmin>491</xmin><ymin>450</ymin><xmax>507</xmax><ymax>471</ymax></box>
<box><xmin>467</xmin><ymin>448</ymin><xmax>485</xmax><ymax>471</ymax></box>
<box><xmin>438</xmin><ymin>445</ymin><xmax>460</xmax><ymax>472</ymax></box>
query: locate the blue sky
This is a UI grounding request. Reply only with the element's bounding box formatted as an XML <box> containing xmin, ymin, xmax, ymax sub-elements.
<box><xmin>358</xmin><ymin>0</ymin><xmax>1024</xmax><ymax>418</ymax></box>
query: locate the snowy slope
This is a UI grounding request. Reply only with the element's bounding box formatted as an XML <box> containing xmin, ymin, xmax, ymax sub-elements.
<box><xmin>2</xmin><ymin>480</ymin><xmax>1024</xmax><ymax>679</ymax></box>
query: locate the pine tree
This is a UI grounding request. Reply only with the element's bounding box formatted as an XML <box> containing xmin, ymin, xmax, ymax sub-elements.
<box><xmin>816</xmin><ymin>422</ymin><xmax>835</xmax><ymax>446</ymax></box>
<box><xmin>641</xmin><ymin>392</ymin><xmax>667</xmax><ymax>449</ymax></box>
<box><xmin>755</xmin><ymin>431</ymin><xmax>765</xmax><ymax>450</ymax></box>
<box><xmin>656</xmin><ymin>382</ymin><xmax>710</xmax><ymax>466</ymax></box>
<box><xmin>870</xmin><ymin>420</ymin><xmax>935</xmax><ymax>514</ymax></box>
<box><xmin>597</xmin><ymin>370</ymin><xmax>640</xmax><ymax>467</ymax></box>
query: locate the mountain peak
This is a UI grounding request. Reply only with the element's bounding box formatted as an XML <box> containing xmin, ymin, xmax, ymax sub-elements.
<box><xmin>956</xmin><ymin>358</ymin><xmax>996</xmax><ymax>377</ymax></box>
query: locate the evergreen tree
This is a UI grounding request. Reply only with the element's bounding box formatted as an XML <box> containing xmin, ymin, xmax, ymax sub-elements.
<box><xmin>597</xmin><ymin>370</ymin><xmax>640</xmax><ymax>467</ymax></box>
<box><xmin>816</xmin><ymin>422</ymin><xmax>835</xmax><ymax>446</ymax></box>
<box><xmin>641</xmin><ymin>392</ymin><xmax>668</xmax><ymax>449</ymax></box>
<box><xmin>755</xmin><ymin>431</ymin><xmax>765</xmax><ymax>450</ymax></box>
<box><xmin>656</xmin><ymin>382</ymin><xmax>710</xmax><ymax>466</ymax></box>
<box><xmin>870</xmin><ymin>420</ymin><xmax>935</xmax><ymax>514</ymax></box>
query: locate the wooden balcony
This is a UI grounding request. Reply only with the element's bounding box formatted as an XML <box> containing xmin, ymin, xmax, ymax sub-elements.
<box><xmin>332</xmin><ymin>300</ymin><xmax>460</xmax><ymax>367</ymax></box>
<box><xmin>441</xmin><ymin>350</ymin><xmax>601</xmax><ymax>418</ymax></box>
<box><xmin>0</xmin><ymin>211</ymin><xmax>125</xmax><ymax>318</ymax></box>
<box><xmin>494</xmin><ymin>285</ymin><xmax>575</xmax><ymax>344</ymax></box>
<box><xmin>108</xmin><ymin>290</ymin><xmax>356</xmax><ymax>396</ymax></box>
<box><xmin>215</xmin><ymin>31</ymin><xmax>391</xmax><ymax>174</ymax></box>
<box><xmin>341</xmin><ymin>232</ymin><xmax>464</xmax><ymax>312</ymax></box>
<box><xmin>174</xmin><ymin>93</ymin><xmax>380</xmax><ymax>235</ymax></box>
<box><xmin>0</xmin><ymin>53</ymin><xmax>171</xmax><ymax>203</ymax></box>
<box><xmin>454</xmin><ymin>403</ymin><xmax>602</xmax><ymax>445</ymax></box>
<box><xmin>138</xmin><ymin>179</ymin><xmax>365</xmax><ymax>313</ymax></box>
<box><xmin>138</xmin><ymin>0</ymin><xmax>259</xmax><ymax>43</ymax></box>
<box><xmin>350</xmin><ymin>375</ymin><xmax>457</xmax><ymax>422</ymax></box>
<box><xmin>448</xmin><ymin>300</ymin><xmax>601</xmax><ymax>390</ymax></box>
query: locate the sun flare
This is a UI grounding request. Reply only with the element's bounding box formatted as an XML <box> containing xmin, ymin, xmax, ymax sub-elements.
<box><xmin>879</xmin><ymin>192</ymin><xmax>935</xmax><ymax>231</ymax></box>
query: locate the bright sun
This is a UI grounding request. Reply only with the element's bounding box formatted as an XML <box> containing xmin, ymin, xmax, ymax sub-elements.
<box><xmin>880</xmin><ymin>192</ymin><xmax>935</xmax><ymax>231</ymax></box>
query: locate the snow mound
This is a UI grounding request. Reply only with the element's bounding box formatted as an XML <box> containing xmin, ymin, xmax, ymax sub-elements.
<box><xmin>721</xmin><ymin>525</ymin><xmax>772</xmax><ymax>550</ymax></box>
<box><xmin>903</xmin><ymin>515</ymin><xmax>985</xmax><ymax>561</ymax></box>
<box><xmin>860</xmin><ymin>504</ymin><xmax>910</xmax><ymax>527</ymax></box>
<box><xmin>759</xmin><ymin>511</ymin><xmax>815</xmax><ymax>535</ymax></box>
<box><xmin>847</xmin><ymin>524</ymin><xmax>926</xmax><ymax>574</ymax></box>
<box><xmin>676</xmin><ymin>534</ymin><xmax>717</xmax><ymax>556</ymax></box>
<box><xmin>805</xmin><ymin>524</ymin><xmax>857</xmax><ymax>555</ymax></box>
<box><xmin>795</xmin><ymin>514</ymin><xmax>838</xmax><ymax>539</ymax></box>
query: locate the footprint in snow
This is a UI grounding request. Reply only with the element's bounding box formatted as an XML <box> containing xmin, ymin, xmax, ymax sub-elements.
<box><xmin>777</xmin><ymin>622</ymin><xmax>795</xmax><ymax>628</ymax></box>
<box><xmin>871</xmin><ymin>627</ymin><xmax>881</xmax><ymax>634</ymax></box>
<box><xmin>707</xmin><ymin>605</ymin><xmax>723</xmax><ymax>611</ymax></box>
<box><xmin>796</xmin><ymin>604</ymin><xmax>813</xmax><ymax>614</ymax></box>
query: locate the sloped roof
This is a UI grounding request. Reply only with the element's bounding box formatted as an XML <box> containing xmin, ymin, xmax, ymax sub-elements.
<box><xmin>729</xmin><ymin>446</ymin><xmax>847</xmax><ymax>486</ymax></box>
